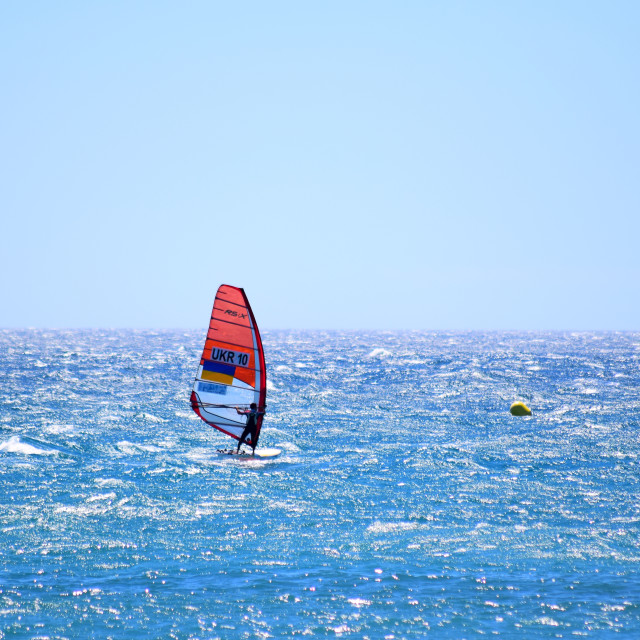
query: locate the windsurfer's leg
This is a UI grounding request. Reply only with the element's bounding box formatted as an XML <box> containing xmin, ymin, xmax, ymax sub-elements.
<box><xmin>237</xmin><ymin>428</ymin><xmax>249</xmax><ymax>452</ymax></box>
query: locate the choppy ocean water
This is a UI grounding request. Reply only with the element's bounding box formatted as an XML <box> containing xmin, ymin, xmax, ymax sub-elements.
<box><xmin>1</xmin><ymin>329</ymin><xmax>639</xmax><ymax>639</ymax></box>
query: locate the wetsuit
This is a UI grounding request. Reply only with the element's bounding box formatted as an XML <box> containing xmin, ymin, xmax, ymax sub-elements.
<box><xmin>237</xmin><ymin>408</ymin><xmax>263</xmax><ymax>452</ymax></box>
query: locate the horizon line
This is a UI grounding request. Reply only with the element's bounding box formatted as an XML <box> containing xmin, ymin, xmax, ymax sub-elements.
<box><xmin>1</xmin><ymin>327</ymin><xmax>638</xmax><ymax>333</ymax></box>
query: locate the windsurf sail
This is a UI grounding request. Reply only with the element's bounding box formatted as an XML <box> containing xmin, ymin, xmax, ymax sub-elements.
<box><xmin>190</xmin><ymin>285</ymin><xmax>267</xmax><ymax>446</ymax></box>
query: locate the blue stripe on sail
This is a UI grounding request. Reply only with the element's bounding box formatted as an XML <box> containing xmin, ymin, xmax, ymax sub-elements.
<box><xmin>202</xmin><ymin>360</ymin><xmax>235</xmax><ymax>377</ymax></box>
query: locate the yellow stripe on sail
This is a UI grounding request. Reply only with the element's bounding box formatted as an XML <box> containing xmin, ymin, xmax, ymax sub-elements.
<box><xmin>201</xmin><ymin>370</ymin><xmax>234</xmax><ymax>385</ymax></box>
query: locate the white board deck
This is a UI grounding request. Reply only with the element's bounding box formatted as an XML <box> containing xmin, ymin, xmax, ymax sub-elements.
<box><xmin>216</xmin><ymin>448</ymin><xmax>281</xmax><ymax>459</ymax></box>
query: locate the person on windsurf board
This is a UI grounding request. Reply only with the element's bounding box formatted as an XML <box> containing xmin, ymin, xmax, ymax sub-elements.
<box><xmin>236</xmin><ymin>403</ymin><xmax>266</xmax><ymax>454</ymax></box>
<box><xmin>191</xmin><ymin>284</ymin><xmax>278</xmax><ymax>457</ymax></box>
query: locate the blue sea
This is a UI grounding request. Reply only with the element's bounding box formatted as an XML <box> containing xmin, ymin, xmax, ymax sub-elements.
<box><xmin>1</xmin><ymin>329</ymin><xmax>639</xmax><ymax>638</ymax></box>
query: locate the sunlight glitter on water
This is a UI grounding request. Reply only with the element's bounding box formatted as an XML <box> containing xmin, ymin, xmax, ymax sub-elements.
<box><xmin>1</xmin><ymin>329</ymin><xmax>639</xmax><ymax>637</ymax></box>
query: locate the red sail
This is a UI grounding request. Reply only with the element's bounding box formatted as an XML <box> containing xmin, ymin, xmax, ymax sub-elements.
<box><xmin>190</xmin><ymin>285</ymin><xmax>266</xmax><ymax>445</ymax></box>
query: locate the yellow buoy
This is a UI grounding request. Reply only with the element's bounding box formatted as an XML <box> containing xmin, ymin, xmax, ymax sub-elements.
<box><xmin>510</xmin><ymin>401</ymin><xmax>532</xmax><ymax>416</ymax></box>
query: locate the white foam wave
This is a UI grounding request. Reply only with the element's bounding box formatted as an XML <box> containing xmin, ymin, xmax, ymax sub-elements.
<box><xmin>175</xmin><ymin>410</ymin><xmax>199</xmax><ymax>420</ymax></box>
<box><xmin>45</xmin><ymin>423</ymin><xmax>75</xmax><ymax>435</ymax></box>
<box><xmin>275</xmin><ymin>365</ymin><xmax>292</xmax><ymax>373</ymax></box>
<box><xmin>87</xmin><ymin>492</ymin><xmax>117</xmax><ymax>503</ymax></box>
<box><xmin>368</xmin><ymin>348</ymin><xmax>391</xmax><ymax>358</ymax></box>
<box><xmin>0</xmin><ymin>436</ymin><xmax>54</xmax><ymax>456</ymax></box>
<box><xmin>94</xmin><ymin>478</ymin><xmax>128</xmax><ymax>487</ymax></box>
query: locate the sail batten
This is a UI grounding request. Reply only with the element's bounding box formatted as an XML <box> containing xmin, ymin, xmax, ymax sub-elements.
<box><xmin>190</xmin><ymin>285</ymin><xmax>267</xmax><ymax>445</ymax></box>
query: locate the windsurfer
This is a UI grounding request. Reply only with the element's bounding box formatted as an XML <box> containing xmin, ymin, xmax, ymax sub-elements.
<box><xmin>236</xmin><ymin>403</ymin><xmax>265</xmax><ymax>454</ymax></box>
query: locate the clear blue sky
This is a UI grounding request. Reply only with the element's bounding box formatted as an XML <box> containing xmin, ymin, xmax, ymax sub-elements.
<box><xmin>1</xmin><ymin>1</ymin><xmax>638</xmax><ymax>330</ymax></box>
